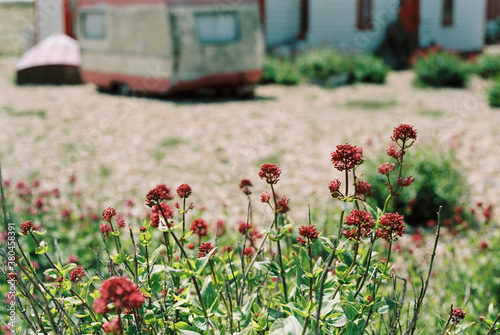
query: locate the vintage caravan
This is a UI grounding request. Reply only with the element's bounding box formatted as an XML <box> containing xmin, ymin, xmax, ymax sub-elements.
<box><xmin>76</xmin><ymin>0</ymin><xmax>264</xmax><ymax>96</ymax></box>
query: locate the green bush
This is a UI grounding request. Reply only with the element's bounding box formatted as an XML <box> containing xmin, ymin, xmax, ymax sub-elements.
<box><xmin>261</xmin><ymin>56</ymin><xmax>302</xmax><ymax>85</ymax></box>
<box><xmin>365</xmin><ymin>144</ymin><xmax>471</xmax><ymax>228</ymax></box>
<box><xmin>296</xmin><ymin>49</ymin><xmax>354</xmax><ymax>85</ymax></box>
<box><xmin>413</xmin><ymin>51</ymin><xmax>469</xmax><ymax>88</ymax></box>
<box><xmin>353</xmin><ymin>54</ymin><xmax>390</xmax><ymax>84</ymax></box>
<box><xmin>489</xmin><ymin>77</ymin><xmax>500</xmax><ymax>107</ymax></box>
<box><xmin>475</xmin><ymin>53</ymin><xmax>500</xmax><ymax>79</ymax></box>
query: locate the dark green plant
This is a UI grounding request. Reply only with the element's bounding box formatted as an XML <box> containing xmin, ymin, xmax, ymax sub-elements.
<box><xmin>474</xmin><ymin>54</ymin><xmax>500</xmax><ymax>79</ymax></box>
<box><xmin>297</xmin><ymin>49</ymin><xmax>354</xmax><ymax>83</ymax></box>
<box><xmin>413</xmin><ymin>51</ymin><xmax>469</xmax><ymax>88</ymax></box>
<box><xmin>489</xmin><ymin>77</ymin><xmax>500</xmax><ymax>107</ymax></box>
<box><xmin>261</xmin><ymin>56</ymin><xmax>301</xmax><ymax>85</ymax></box>
<box><xmin>353</xmin><ymin>54</ymin><xmax>390</xmax><ymax>84</ymax></box>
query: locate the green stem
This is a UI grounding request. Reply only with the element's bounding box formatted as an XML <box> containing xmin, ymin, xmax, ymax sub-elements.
<box><xmin>270</xmin><ymin>183</ymin><xmax>288</xmax><ymax>303</ymax></box>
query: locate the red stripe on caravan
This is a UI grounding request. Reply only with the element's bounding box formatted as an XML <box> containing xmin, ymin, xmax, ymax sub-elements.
<box><xmin>77</xmin><ymin>0</ymin><xmax>256</xmax><ymax>7</ymax></box>
<box><xmin>171</xmin><ymin>69</ymin><xmax>262</xmax><ymax>92</ymax></box>
<box><xmin>81</xmin><ymin>70</ymin><xmax>172</xmax><ymax>94</ymax></box>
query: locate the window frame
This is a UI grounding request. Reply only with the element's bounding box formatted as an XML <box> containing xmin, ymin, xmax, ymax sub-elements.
<box><xmin>195</xmin><ymin>11</ymin><xmax>240</xmax><ymax>45</ymax></box>
<box><xmin>80</xmin><ymin>11</ymin><xmax>106</xmax><ymax>40</ymax></box>
<box><xmin>442</xmin><ymin>0</ymin><xmax>454</xmax><ymax>27</ymax></box>
<box><xmin>357</xmin><ymin>0</ymin><xmax>373</xmax><ymax>31</ymax></box>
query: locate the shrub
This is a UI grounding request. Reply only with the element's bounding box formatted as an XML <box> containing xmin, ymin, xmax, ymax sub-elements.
<box><xmin>489</xmin><ymin>77</ymin><xmax>500</xmax><ymax>107</ymax></box>
<box><xmin>353</xmin><ymin>54</ymin><xmax>390</xmax><ymax>84</ymax></box>
<box><xmin>296</xmin><ymin>49</ymin><xmax>354</xmax><ymax>86</ymax></box>
<box><xmin>261</xmin><ymin>56</ymin><xmax>301</xmax><ymax>85</ymax></box>
<box><xmin>475</xmin><ymin>53</ymin><xmax>500</xmax><ymax>79</ymax></box>
<box><xmin>413</xmin><ymin>51</ymin><xmax>469</xmax><ymax>87</ymax></box>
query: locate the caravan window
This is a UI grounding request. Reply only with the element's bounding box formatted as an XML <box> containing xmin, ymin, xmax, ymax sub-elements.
<box><xmin>81</xmin><ymin>12</ymin><xmax>106</xmax><ymax>39</ymax></box>
<box><xmin>196</xmin><ymin>12</ymin><xmax>239</xmax><ymax>44</ymax></box>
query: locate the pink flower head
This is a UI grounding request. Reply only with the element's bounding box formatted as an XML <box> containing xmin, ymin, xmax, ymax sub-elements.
<box><xmin>243</xmin><ymin>247</ymin><xmax>254</xmax><ymax>257</ymax></box>
<box><xmin>328</xmin><ymin>179</ymin><xmax>342</xmax><ymax>199</ymax></box>
<box><xmin>298</xmin><ymin>225</ymin><xmax>319</xmax><ymax>242</ymax></box>
<box><xmin>116</xmin><ymin>217</ymin><xmax>126</xmax><ymax>228</ymax></box>
<box><xmin>343</xmin><ymin>210</ymin><xmax>375</xmax><ymax>241</ymax></box>
<box><xmin>102</xmin><ymin>207</ymin><xmax>116</xmax><ymax>222</ymax></box>
<box><xmin>376</xmin><ymin>212</ymin><xmax>406</xmax><ymax>241</ymax></box>
<box><xmin>450</xmin><ymin>307</ymin><xmax>466</xmax><ymax>324</ymax></box>
<box><xmin>103</xmin><ymin>318</ymin><xmax>121</xmax><ymax>334</ymax></box>
<box><xmin>145</xmin><ymin>184</ymin><xmax>172</xmax><ymax>207</ymax></box>
<box><xmin>396</xmin><ymin>176</ymin><xmax>415</xmax><ymax>187</ymax></box>
<box><xmin>198</xmin><ymin>242</ymin><xmax>216</xmax><ymax>258</ymax></box>
<box><xmin>70</xmin><ymin>265</ymin><xmax>85</xmax><ymax>284</ymax></box>
<box><xmin>150</xmin><ymin>203</ymin><xmax>174</xmax><ymax>228</ymax></box>
<box><xmin>100</xmin><ymin>223</ymin><xmax>111</xmax><ymax>237</ymax></box>
<box><xmin>239</xmin><ymin>179</ymin><xmax>253</xmax><ymax>195</ymax></box>
<box><xmin>276</xmin><ymin>196</ymin><xmax>290</xmax><ymax>213</ymax></box>
<box><xmin>261</xmin><ymin>191</ymin><xmax>271</xmax><ymax>203</ymax></box>
<box><xmin>67</xmin><ymin>255</ymin><xmax>79</xmax><ymax>263</ymax></box>
<box><xmin>238</xmin><ymin>221</ymin><xmax>253</xmax><ymax>235</ymax></box>
<box><xmin>392</xmin><ymin>124</ymin><xmax>417</xmax><ymax>144</ymax></box>
<box><xmin>297</xmin><ymin>236</ymin><xmax>305</xmax><ymax>245</ymax></box>
<box><xmin>190</xmin><ymin>218</ymin><xmax>208</xmax><ymax>237</ymax></box>
<box><xmin>8</xmin><ymin>272</ymin><xmax>17</xmax><ymax>282</ymax></box>
<box><xmin>355</xmin><ymin>180</ymin><xmax>372</xmax><ymax>197</ymax></box>
<box><xmin>258</xmin><ymin>163</ymin><xmax>282</xmax><ymax>184</ymax></box>
<box><xmin>331</xmin><ymin>143</ymin><xmax>364</xmax><ymax>172</ymax></box>
<box><xmin>93</xmin><ymin>276</ymin><xmax>144</xmax><ymax>315</ymax></box>
<box><xmin>20</xmin><ymin>220</ymin><xmax>36</xmax><ymax>235</ymax></box>
<box><xmin>176</xmin><ymin>183</ymin><xmax>192</xmax><ymax>199</ymax></box>
<box><xmin>386</xmin><ymin>145</ymin><xmax>403</xmax><ymax>160</ymax></box>
<box><xmin>378</xmin><ymin>163</ymin><xmax>396</xmax><ymax>175</ymax></box>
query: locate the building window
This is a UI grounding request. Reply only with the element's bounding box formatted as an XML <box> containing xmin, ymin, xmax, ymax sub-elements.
<box><xmin>196</xmin><ymin>12</ymin><xmax>239</xmax><ymax>44</ymax></box>
<box><xmin>81</xmin><ymin>12</ymin><xmax>105</xmax><ymax>39</ymax></box>
<box><xmin>442</xmin><ymin>0</ymin><xmax>453</xmax><ymax>26</ymax></box>
<box><xmin>357</xmin><ymin>0</ymin><xmax>373</xmax><ymax>30</ymax></box>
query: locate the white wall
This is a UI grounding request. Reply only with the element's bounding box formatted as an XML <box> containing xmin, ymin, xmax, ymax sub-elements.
<box><xmin>305</xmin><ymin>0</ymin><xmax>399</xmax><ymax>52</ymax></box>
<box><xmin>265</xmin><ymin>0</ymin><xmax>301</xmax><ymax>46</ymax></box>
<box><xmin>36</xmin><ymin>0</ymin><xmax>64</xmax><ymax>42</ymax></box>
<box><xmin>419</xmin><ymin>0</ymin><xmax>486</xmax><ymax>51</ymax></box>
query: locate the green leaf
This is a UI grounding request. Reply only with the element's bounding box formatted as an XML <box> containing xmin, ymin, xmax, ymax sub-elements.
<box><xmin>269</xmin><ymin>315</ymin><xmax>304</xmax><ymax>334</ymax></box>
<box><xmin>110</xmin><ymin>251</ymin><xmax>128</xmax><ymax>265</ymax></box>
<box><xmin>35</xmin><ymin>240</ymin><xmax>48</xmax><ymax>255</ymax></box>
<box><xmin>178</xmin><ymin>330</ymin><xmax>201</xmax><ymax>335</ymax></box>
<box><xmin>60</xmin><ymin>279</ymin><xmax>72</xmax><ymax>292</ymax></box>
<box><xmin>61</xmin><ymin>263</ymin><xmax>77</xmax><ymax>276</ymax></box>
<box><xmin>143</xmin><ymin>310</ymin><xmax>156</xmax><ymax>325</ymax></box>
<box><xmin>32</xmin><ymin>230</ymin><xmax>47</xmax><ymax>236</ymax></box>
<box><xmin>139</xmin><ymin>230</ymin><xmax>152</xmax><ymax>246</ymax></box>
<box><xmin>201</xmin><ymin>277</ymin><xmax>219</xmax><ymax>313</ymax></box>
<box><xmin>64</xmin><ymin>296</ymin><xmax>83</xmax><ymax>305</ymax></box>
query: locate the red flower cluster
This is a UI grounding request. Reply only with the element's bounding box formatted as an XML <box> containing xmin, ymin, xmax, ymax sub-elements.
<box><xmin>396</xmin><ymin>176</ymin><xmax>415</xmax><ymax>187</ymax></box>
<box><xmin>238</xmin><ymin>221</ymin><xmax>262</xmax><ymax>246</ymax></box>
<box><xmin>261</xmin><ymin>191</ymin><xmax>271</xmax><ymax>203</ymax></box>
<box><xmin>150</xmin><ymin>203</ymin><xmax>174</xmax><ymax>228</ymax></box>
<box><xmin>450</xmin><ymin>307</ymin><xmax>466</xmax><ymax>324</ymax></box>
<box><xmin>392</xmin><ymin>124</ymin><xmax>417</xmax><ymax>143</ymax></box>
<box><xmin>355</xmin><ymin>180</ymin><xmax>372</xmax><ymax>197</ymax></box>
<box><xmin>343</xmin><ymin>210</ymin><xmax>375</xmax><ymax>241</ymax></box>
<box><xmin>176</xmin><ymin>183</ymin><xmax>192</xmax><ymax>199</ymax></box>
<box><xmin>190</xmin><ymin>218</ymin><xmax>208</xmax><ymax>237</ymax></box>
<box><xmin>70</xmin><ymin>265</ymin><xmax>85</xmax><ymax>284</ymax></box>
<box><xmin>328</xmin><ymin>179</ymin><xmax>342</xmax><ymax>199</ymax></box>
<box><xmin>145</xmin><ymin>184</ymin><xmax>172</xmax><ymax>207</ymax></box>
<box><xmin>276</xmin><ymin>196</ymin><xmax>290</xmax><ymax>213</ymax></box>
<box><xmin>99</xmin><ymin>223</ymin><xmax>111</xmax><ymax>237</ymax></box>
<box><xmin>377</xmin><ymin>163</ymin><xmax>395</xmax><ymax>176</ymax></box>
<box><xmin>243</xmin><ymin>247</ymin><xmax>254</xmax><ymax>257</ymax></box>
<box><xmin>20</xmin><ymin>220</ymin><xmax>36</xmax><ymax>235</ymax></box>
<box><xmin>102</xmin><ymin>318</ymin><xmax>121</xmax><ymax>334</ymax></box>
<box><xmin>238</xmin><ymin>221</ymin><xmax>252</xmax><ymax>235</ymax></box>
<box><xmin>258</xmin><ymin>163</ymin><xmax>281</xmax><ymax>184</ymax></box>
<box><xmin>116</xmin><ymin>217</ymin><xmax>126</xmax><ymax>228</ymax></box>
<box><xmin>331</xmin><ymin>143</ymin><xmax>364</xmax><ymax>172</ymax></box>
<box><xmin>102</xmin><ymin>207</ymin><xmax>116</xmax><ymax>222</ymax></box>
<box><xmin>93</xmin><ymin>276</ymin><xmax>144</xmax><ymax>315</ymax></box>
<box><xmin>376</xmin><ymin>213</ymin><xmax>406</xmax><ymax>241</ymax></box>
<box><xmin>386</xmin><ymin>145</ymin><xmax>403</xmax><ymax>160</ymax></box>
<box><xmin>239</xmin><ymin>179</ymin><xmax>253</xmax><ymax>195</ymax></box>
<box><xmin>198</xmin><ymin>242</ymin><xmax>216</xmax><ymax>258</ymax></box>
<box><xmin>298</xmin><ymin>225</ymin><xmax>319</xmax><ymax>243</ymax></box>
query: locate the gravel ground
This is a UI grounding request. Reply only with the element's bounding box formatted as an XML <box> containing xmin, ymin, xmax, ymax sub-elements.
<box><xmin>1</xmin><ymin>54</ymin><xmax>499</xmax><ymax>223</ymax></box>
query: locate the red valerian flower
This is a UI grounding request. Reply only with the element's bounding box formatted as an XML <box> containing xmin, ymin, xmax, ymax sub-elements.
<box><xmin>92</xmin><ymin>276</ymin><xmax>144</xmax><ymax>315</ymax></box>
<box><xmin>116</xmin><ymin>217</ymin><xmax>126</xmax><ymax>228</ymax></box>
<box><xmin>198</xmin><ymin>242</ymin><xmax>216</xmax><ymax>258</ymax></box>
<box><xmin>331</xmin><ymin>143</ymin><xmax>364</xmax><ymax>172</ymax></box>
<box><xmin>7</xmin><ymin>272</ymin><xmax>17</xmax><ymax>282</ymax></box>
<box><xmin>238</xmin><ymin>221</ymin><xmax>252</xmax><ymax>235</ymax></box>
<box><xmin>376</xmin><ymin>213</ymin><xmax>406</xmax><ymax>241</ymax></box>
<box><xmin>100</xmin><ymin>223</ymin><xmax>111</xmax><ymax>237</ymax></box>
<box><xmin>258</xmin><ymin>163</ymin><xmax>282</xmax><ymax>184</ymax></box>
<box><xmin>261</xmin><ymin>191</ymin><xmax>271</xmax><ymax>203</ymax></box>
<box><xmin>243</xmin><ymin>247</ymin><xmax>254</xmax><ymax>257</ymax></box>
<box><xmin>190</xmin><ymin>218</ymin><xmax>208</xmax><ymax>237</ymax></box>
<box><xmin>102</xmin><ymin>318</ymin><xmax>121</xmax><ymax>334</ymax></box>
<box><xmin>276</xmin><ymin>196</ymin><xmax>290</xmax><ymax>213</ymax></box>
<box><xmin>20</xmin><ymin>220</ymin><xmax>36</xmax><ymax>235</ymax></box>
<box><xmin>102</xmin><ymin>207</ymin><xmax>116</xmax><ymax>222</ymax></box>
<box><xmin>239</xmin><ymin>179</ymin><xmax>253</xmax><ymax>195</ymax></box>
<box><xmin>392</xmin><ymin>124</ymin><xmax>417</xmax><ymax>144</ymax></box>
<box><xmin>150</xmin><ymin>203</ymin><xmax>174</xmax><ymax>228</ymax></box>
<box><xmin>145</xmin><ymin>184</ymin><xmax>172</xmax><ymax>207</ymax></box>
<box><xmin>450</xmin><ymin>307</ymin><xmax>466</xmax><ymax>324</ymax></box>
<box><xmin>386</xmin><ymin>145</ymin><xmax>403</xmax><ymax>160</ymax></box>
<box><xmin>176</xmin><ymin>183</ymin><xmax>192</xmax><ymax>199</ymax></box>
<box><xmin>298</xmin><ymin>225</ymin><xmax>319</xmax><ymax>242</ymax></box>
<box><xmin>70</xmin><ymin>265</ymin><xmax>85</xmax><ymax>284</ymax></box>
<box><xmin>378</xmin><ymin>163</ymin><xmax>396</xmax><ymax>175</ymax></box>
<box><xmin>297</xmin><ymin>236</ymin><xmax>306</xmax><ymax>245</ymax></box>
<box><xmin>396</xmin><ymin>176</ymin><xmax>415</xmax><ymax>187</ymax></box>
<box><xmin>343</xmin><ymin>210</ymin><xmax>375</xmax><ymax>241</ymax></box>
<box><xmin>355</xmin><ymin>180</ymin><xmax>372</xmax><ymax>197</ymax></box>
<box><xmin>328</xmin><ymin>179</ymin><xmax>342</xmax><ymax>199</ymax></box>
<box><xmin>215</xmin><ymin>219</ymin><xmax>226</xmax><ymax>237</ymax></box>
